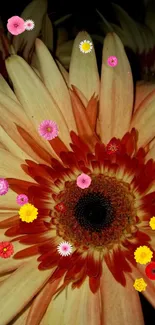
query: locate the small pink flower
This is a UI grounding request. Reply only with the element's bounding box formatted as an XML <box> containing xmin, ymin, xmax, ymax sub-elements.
<box><xmin>0</xmin><ymin>241</ymin><xmax>14</xmax><ymax>258</ymax></box>
<box><xmin>38</xmin><ymin>120</ymin><xmax>59</xmax><ymax>140</ymax></box>
<box><xmin>16</xmin><ymin>194</ymin><xmax>28</xmax><ymax>206</ymax></box>
<box><xmin>57</xmin><ymin>242</ymin><xmax>72</xmax><ymax>256</ymax></box>
<box><xmin>107</xmin><ymin>56</ymin><xmax>118</xmax><ymax>67</ymax></box>
<box><xmin>76</xmin><ymin>173</ymin><xmax>92</xmax><ymax>189</ymax></box>
<box><xmin>7</xmin><ymin>16</ymin><xmax>25</xmax><ymax>36</ymax></box>
<box><xmin>0</xmin><ymin>178</ymin><xmax>9</xmax><ymax>195</ymax></box>
<box><xmin>24</xmin><ymin>19</ymin><xmax>35</xmax><ymax>31</ymax></box>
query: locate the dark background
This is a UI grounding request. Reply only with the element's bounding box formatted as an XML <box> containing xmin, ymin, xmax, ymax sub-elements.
<box><xmin>0</xmin><ymin>0</ymin><xmax>155</xmax><ymax>324</ymax></box>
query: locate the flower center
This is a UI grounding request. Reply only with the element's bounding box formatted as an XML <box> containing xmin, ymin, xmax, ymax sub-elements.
<box><xmin>74</xmin><ymin>192</ymin><xmax>114</xmax><ymax>232</ymax></box>
<box><xmin>54</xmin><ymin>175</ymin><xmax>136</xmax><ymax>250</ymax></box>
<box><xmin>14</xmin><ymin>23</ymin><xmax>19</xmax><ymax>28</ymax></box>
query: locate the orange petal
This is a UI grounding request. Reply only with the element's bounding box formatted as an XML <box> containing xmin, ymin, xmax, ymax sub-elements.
<box><xmin>134</xmin><ymin>81</ymin><xmax>155</xmax><ymax>112</ymax></box>
<box><xmin>69</xmin><ymin>88</ymin><xmax>99</xmax><ymax>150</ymax></box>
<box><xmin>86</xmin><ymin>94</ymin><xmax>98</xmax><ymax>130</ymax></box>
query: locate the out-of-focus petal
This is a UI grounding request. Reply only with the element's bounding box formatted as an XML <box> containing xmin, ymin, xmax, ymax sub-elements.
<box><xmin>12</xmin><ymin>0</ymin><xmax>48</xmax><ymax>61</ymax></box>
<box><xmin>41</xmin><ymin>14</ymin><xmax>53</xmax><ymax>51</ymax></box>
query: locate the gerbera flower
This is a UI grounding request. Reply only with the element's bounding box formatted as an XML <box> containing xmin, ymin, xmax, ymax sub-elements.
<box><xmin>0</xmin><ymin>30</ymin><xmax>155</xmax><ymax>325</ymax></box>
<box><xmin>149</xmin><ymin>216</ymin><xmax>155</xmax><ymax>230</ymax></box>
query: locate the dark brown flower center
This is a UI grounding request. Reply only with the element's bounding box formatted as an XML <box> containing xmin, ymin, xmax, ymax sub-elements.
<box><xmin>53</xmin><ymin>175</ymin><xmax>136</xmax><ymax>249</ymax></box>
<box><xmin>74</xmin><ymin>192</ymin><xmax>114</xmax><ymax>232</ymax></box>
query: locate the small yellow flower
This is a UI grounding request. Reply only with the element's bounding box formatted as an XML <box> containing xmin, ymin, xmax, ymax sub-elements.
<box><xmin>19</xmin><ymin>203</ymin><xmax>38</xmax><ymax>223</ymax></box>
<box><xmin>149</xmin><ymin>216</ymin><xmax>155</xmax><ymax>230</ymax></box>
<box><xmin>134</xmin><ymin>245</ymin><xmax>153</xmax><ymax>264</ymax></box>
<box><xmin>133</xmin><ymin>278</ymin><xmax>147</xmax><ymax>292</ymax></box>
<box><xmin>79</xmin><ymin>40</ymin><xmax>93</xmax><ymax>53</ymax></box>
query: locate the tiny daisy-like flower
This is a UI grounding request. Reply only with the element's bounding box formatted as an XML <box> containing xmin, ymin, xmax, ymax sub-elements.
<box><xmin>19</xmin><ymin>203</ymin><xmax>38</xmax><ymax>223</ymax></box>
<box><xmin>0</xmin><ymin>241</ymin><xmax>14</xmax><ymax>258</ymax></box>
<box><xmin>7</xmin><ymin>16</ymin><xmax>25</xmax><ymax>35</ymax></box>
<box><xmin>107</xmin><ymin>56</ymin><xmax>118</xmax><ymax>67</ymax></box>
<box><xmin>133</xmin><ymin>278</ymin><xmax>147</xmax><ymax>292</ymax></box>
<box><xmin>57</xmin><ymin>242</ymin><xmax>73</xmax><ymax>256</ymax></box>
<box><xmin>24</xmin><ymin>19</ymin><xmax>35</xmax><ymax>31</ymax></box>
<box><xmin>134</xmin><ymin>245</ymin><xmax>153</xmax><ymax>264</ymax></box>
<box><xmin>38</xmin><ymin>120</ymin><xmax>58</xmax><ymax>140</ymax></box>
<box><xmin>76</xmin><ymin>173</ymin><xmax>92</xmax><ymax>189</ymax></box>
<box><xmin>149</xmin><ymin>216</ymin><xmax>155</xmax><ymax>230</ymax></box>
<box><xmin>79</xmin><ymin>40</ymin><xmax>93</xmax><ymax>54</ymax></box>
<box><xmin>145</xmin><ymin>261</ymin><xmax>155</xmax><ymax>280</ymax></box>
<box><xmin>0</xmin><ymin>178</ymin><xmax>9</xmax><ymax>196</ymax></box>
<box><xmin>106</xmin><ymin>138</ymin><xmax>121</xmax><ymax>155</ymax></box>
<box><xmin>55</xmin><ymin>202</ymin><xmax>66</xmax><ymax>212</ymax></box>
<box><xmin>16</xmin><ymin>194</ymin><xmax>29</xmax><ymax>206</ymax></box>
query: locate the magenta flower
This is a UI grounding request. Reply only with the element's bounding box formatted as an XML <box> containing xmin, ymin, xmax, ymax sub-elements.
<box><xmin>0</xmin><ymin>178</ymin><xmax>9</xmax><ymax>195</ymax></box>
<box><xmin>107</xmin><ymin>55</ymin><xmax>118</xmax><ymax>67</ymax></box>
<box><xmin>76</xmin><ymin>173</ymin><xmax>92</xmax><ymax>189</ymax></box>
<box><xmin>0</xmin><ymin>241</ymin><xmax>14</xmax><ymax>258</ymax></box>
<box><xmin>7</xmin><ymin>16</ymin><xmax>25</xmax><ymax>36</ymax></box>
<box><xmin>38</xmin><ymin>120</ymin><xmax>59</xmax><ymax>140</ymax></box>
<box><xmin>16</xmin><ymin>194</ymin><xmax>29</xmax><ymax>206</ymax></box>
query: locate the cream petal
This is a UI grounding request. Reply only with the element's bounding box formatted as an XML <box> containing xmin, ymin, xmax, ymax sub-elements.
<box><xmin>99</xmin><ymin>33</ymin><xmax>133</xmax><ymax>144</ymax></box>
<box><xmin>0</xmin><ymin>149</ymin><xmax>33</xmax><ymax>182</ymax></box>
<box><xmin>9</xmin><ymin>305</ymin><xmax>31</xmax><ymax>325</ymax></box>
<box><xmin>130</xmin><ymin>89</ymin><xmax>155</xmax><ymax>148</ymax></box>
<box><xmin>6</xmin><ymin>55</ymin><xmax>71</xmax><ymax>148</ymax></box>
<box><xmin>12</xmin><ymin>0</ymin><xmax>48</xmax><ymax>61</ymax></box>
<box><xmin>69</xmin><ymin>32</ymin><xmax>99</xmax><ymax>101</ymax></box>
<box><xmin>0</xmin><ymin>126</ymin><xmax>33</xmax><ymax>161</ymax></box>
<box><xmin>27</xmin><ymin>278</ymin><xmax>62</xmax><ymax>325</ymax></box>
<box><xmin>0</xmin><ymin>75</ymin><xmax>19</xmax><ymax>103</ymax></box>
<box><xmin>34</xmin><ymin>39</ymin><xmax>77</xmax><ymax>132</ymax></box>
<box><xmin>146</xmin><ymin>142</ymin><xmax>155</xmax><ymax>160</ymax></box>
<box><xmin>56</xmin><ymin>60</ymin><xmax>69</xmax><ymax>86</ymax></box>
<box><xmin>0</xmin><ymin>260</ymin><xmax>52</xmax><ymax>325</ymax></box>
<box><xmin>0</xmin><ymin>91</ymin><xmax>55</xmax><ymax>163</ymax></box>
<box><xmin>0</xmin><ymin>189</ymin><xmax>18</xmax><ymax>210</ymax></box>
<box><xmin>100</xmin><ymin>261</ymin><xmax>144</xmax><ymax>325</ymax></box>
<box><xmin>134</xmin><ymin>82</ymin><xmax>155</xmax><ymax>112</ymax></box>
<box><xmin>0</xmin><ymin>242</ymin><xmax>36</xmax><ymax>275</ymax></box>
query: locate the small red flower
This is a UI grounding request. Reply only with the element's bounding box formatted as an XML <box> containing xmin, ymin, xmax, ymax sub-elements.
<box><xmin>55</xmin><ymin>203</ymin><xmax>66</xmax><ymax>212</ymax></box>
<box><xmin>106</xmin><ymin>138</ymin><xmax>121</xmax><ymax>155</ymax></box>
<box><xmin>0</xmin><ymin>241</ymin><xmax>14</xmax><ymax>258</ymax></box>
<box><xmin>145</xmin><ymin>261</ymin><xmax>155</xmax><ymax>280</ymax></box>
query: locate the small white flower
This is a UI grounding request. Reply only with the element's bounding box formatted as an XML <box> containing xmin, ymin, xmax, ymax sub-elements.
<box><xmin>24</xmin><ymin>19</ymin><xmax>35</xmax><ymax>31</ymax></box>
<box><xmin>79</xmin><ymin>40</ymin><xmax>93</xmax><ymax>54</ymax></box>
<box><xmin>57</xmin><ymin>241</ymin><xmax>73</xmax><ymax>256</ymax></box>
